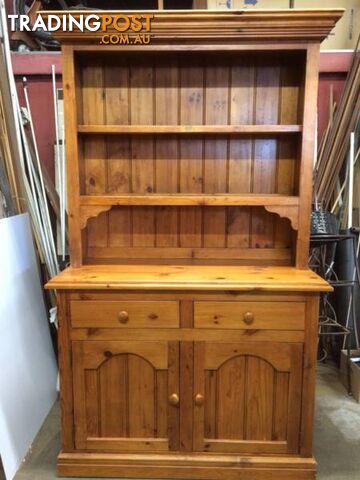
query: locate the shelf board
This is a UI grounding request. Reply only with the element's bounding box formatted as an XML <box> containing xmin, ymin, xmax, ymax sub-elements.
<box><xmin>46</xmin><ymin>265</ymin><xmax>332</xmax><ymax>293</ymax></box>
<box><xmin>77</xmin><ymin>124</ymin><xmax>302</xmax><ymax>135</ymax></box>
<box><xmin>79</xmin><ymin>194</ymin><xmax>300</xmax><ymax>207</ymax></box>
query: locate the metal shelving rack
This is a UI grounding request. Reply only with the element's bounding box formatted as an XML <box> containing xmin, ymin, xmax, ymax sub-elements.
<box><xmin>310</xmin><ymin>230</ymin><xmax>360</xmax><ymax>393</ymax></box>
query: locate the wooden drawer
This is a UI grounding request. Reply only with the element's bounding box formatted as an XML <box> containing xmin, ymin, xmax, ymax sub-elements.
<box><xmin>70</xmin><ymin>301</ymin><xmax>179</xmax><ymax>328</ymax></box>
<box><xmin>194</xmin><ymin>301</ymin><xmax>305</xmax><ymax>330</ymax></box>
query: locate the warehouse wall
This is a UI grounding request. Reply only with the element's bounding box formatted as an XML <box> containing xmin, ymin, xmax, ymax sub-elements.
<box><xmin>318</xmin><ymin>52</ymin><xmax>353</xmax><ymax>147</ymax></box>
<box><xmin>208</xmin><ymin>0</ymin><xmax>360</xmax><ymax>50</ymax></box>
<box><xmin>12</xmin><ymin>54</ymin><xmax>61</xmax><ymax>182</ymax></box>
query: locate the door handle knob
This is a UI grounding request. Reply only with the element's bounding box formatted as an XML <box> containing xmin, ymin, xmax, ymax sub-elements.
<box><xmin>118</xmin><ymin>311</ymin><xmax>129</xmax><ymax>323</ymax></box>
<box><xmin>168</xmin><ymin>393</ymin><xmax>180</xmax><ymax>406</ymax></box>
<box><xmin>194</xmin><ymin>393</ymin><xmax>204</xmax><ymax>406</ymax></box>
<box><xmin>243</xmin><ymin>311</ymin><xmax>254</xmax><ymax>325</ymax></box>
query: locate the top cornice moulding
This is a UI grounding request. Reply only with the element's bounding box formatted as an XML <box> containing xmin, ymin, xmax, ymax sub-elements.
<box><xmin>39</xmin><ymin>9</ymin><xmax>344</xmax><ymax>43</ymax></box>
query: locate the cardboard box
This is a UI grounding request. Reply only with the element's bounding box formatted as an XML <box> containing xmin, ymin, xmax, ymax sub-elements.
<box><xmin>298</xmin><ymin>0</ymin><xmax>360</xmax><ymax>50</ymax></box>
<box><xmin>206</xmin><ymin>0</ymin><xmax>360</xmax><ymax>50</ymax></box>
<box><xmin>340</xmin><ymin>349</ymin><xmax>360</xmax><ymax>402</ymax></box>
<box><xmin>207</xmin><ymin>0</ymin><xmax>289</xmax><ymax>11</ymax></box>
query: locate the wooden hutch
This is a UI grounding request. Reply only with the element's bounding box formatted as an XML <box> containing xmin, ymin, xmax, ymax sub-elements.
<box><xmin>46</xmin><ymin>9</ymin><xmax>342</xmax><ymax>480</ymax></box>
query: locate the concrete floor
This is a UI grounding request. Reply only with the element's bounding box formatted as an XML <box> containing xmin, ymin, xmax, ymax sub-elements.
<box><xmin>12</xmin><ymin>363</ymin><xmax>360</xmax><ymax>480</ymax></box>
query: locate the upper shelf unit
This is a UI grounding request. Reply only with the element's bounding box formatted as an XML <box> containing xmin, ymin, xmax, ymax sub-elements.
<box><xmin>74</xmin><ymin>50</ymin><xmax>305</xmax><ymax>238</ymax></box>
<box><xmin>53</xmin><ymin>9</ymin><xmax>343</xmax><ymax>267</ymax></box>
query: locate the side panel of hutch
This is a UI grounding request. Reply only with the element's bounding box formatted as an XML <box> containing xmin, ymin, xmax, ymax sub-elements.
<box><xmin>46</xmin><ymin>9</ymin><xmax>341</xmax><ymax>480</ymax></box>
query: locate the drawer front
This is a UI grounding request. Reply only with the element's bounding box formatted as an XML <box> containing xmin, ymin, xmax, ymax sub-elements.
<box><xmin>71</xmin><ymin>301</ymin><xmax>179</xmax><ymax>328</ymax></box>
<box><xmin>194</xmin><ymin>301</ymin><xmax>305</xmax><ymax>330</ymax></box>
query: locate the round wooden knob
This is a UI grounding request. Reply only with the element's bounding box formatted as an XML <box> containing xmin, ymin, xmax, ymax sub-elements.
<box><xmin>168</xmin><ymin>393</ymin><xmax>179</xmax><ymax>406</ymax></box>
<box><xmin>118</xmin><ymin>311</ymin><xmax>129</xmax><ymax>323</ymax></box>
<box><xmin>194</xmin><ymin>393</ymin><xmax>204</xmax><ymax>406</ymax></box>
<box><xmin>243</xmin><ymin>311</ymin><xmax>254</xmax><ymax>325</ymax></box>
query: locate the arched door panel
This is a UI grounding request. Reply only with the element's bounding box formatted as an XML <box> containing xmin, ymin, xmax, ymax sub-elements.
<box><xmin>193</xmin><ymin>342</ymin><xmax>302</xmax><ymax>454</ymax></box>
<box><xmin>72</xmin><ymin>341</ymin><xmax>179</xmax><ymax>452</ymax></box>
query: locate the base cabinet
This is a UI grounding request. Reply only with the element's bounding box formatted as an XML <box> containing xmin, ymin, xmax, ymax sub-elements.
<box><xmin>57</xmin><ymin>292</ymin><xmax>319</xmax><ymax>479</ymax></box>
<box><xmin>72</xmin><ymin>338</ymin><xmax>303</xmax><ymax>456</ymax></box>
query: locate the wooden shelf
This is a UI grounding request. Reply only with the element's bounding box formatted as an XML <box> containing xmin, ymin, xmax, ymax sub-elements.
<box><xmin>79</xmin><ymin>194</ymin><xmax>300</xmax><ymax>207</ymax></box>
<box><xmin>45</xmin><ymin>265</ymin><xmax>331</xmax><ymax>292</ymax></box>
<box><xmin>77</xmin><ymin>125</ymin><xmax>302</xmax><ymax>135</ymax></box>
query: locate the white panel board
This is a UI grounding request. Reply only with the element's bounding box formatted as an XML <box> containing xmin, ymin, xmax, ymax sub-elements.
<box><xmin>0</xmin><ymin>213</ymin><xmax>58</xmax><ymax>480</ymax></box>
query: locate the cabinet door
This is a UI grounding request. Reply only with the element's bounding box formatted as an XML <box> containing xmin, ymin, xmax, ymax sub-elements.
<box><xmin>193</xmin><ymin>342</ymin><xmax>303</xmax><ymax>454</ymax></box>
<box><xmin>72</xmin><ymin>340</ymin><xmax>179</xmax><ymax>452</ymax></box>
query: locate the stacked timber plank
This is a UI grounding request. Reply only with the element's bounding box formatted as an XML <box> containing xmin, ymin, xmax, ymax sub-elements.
<box><xmin>315</xmin><ymin>37</ymin><xmax>360</xmax><ymax>208</ymax></box>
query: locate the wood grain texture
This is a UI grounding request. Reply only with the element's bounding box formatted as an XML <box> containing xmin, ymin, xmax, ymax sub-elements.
<box><xmin>180</xmin><ymin>341</ymin><xmax>194</xmax><ymax>451</ymax></box>
<box><xmin>78</xmin><ymin>124</ymin><xmax>301</xmax><ymax>134</ymax></box>
<box><xmin>251</xmin><ymin>57</ymin><xmax>280</xmax><ymax>249</ymax></box>
<box><xmin>71</xmin><ymin>328</ymin><xmax>305</xmax><ymax>344</ymax></box>
<box><xmin>300</xmin><ymin>296</ymin><xmax>320</xmax><ymax>456</ymax></box>
<box><xmin>194</xmin><ymin>301</ymin><xmax>305</xmax><ymax>330</ymax></box>
<box><xmin>62</xmin><ymin>46</ymin><xmax>83</xmax><ymax>266</ymax></box>
<box><xmin>245</xmin><ymin>356</ymin><xmax>275</xmax><ymax>441</ymax></box>
<box><xmin>70</xmin><ymin>300</ymin><xmax>179</xmax><ymax>328</ymax></box>
<box><xmin>193</xmin><ymin>341</ymin><xmax>205</xmax><ymax>452</ymax></box>
<box><xmin>68</xmin><ymin>291</ymin><xmax>308</xmax><ymax>302</ymax></box>
<box><xmin>168</xmin><ymin>342</ymin><xmax>180</xmax><ymax>451</ymax></box>
<box><xmin>203</xmin><ymin>64</ymin><xmax>228</xmax><ymax>248</ymax></box>
<box><xmin>85</xmin><ymin>245</ymin><xmax>292</xmax><ymax>265</ymax></box>
<box><xmin>296</xmin><ymin>44</ymin><xmax>320</xmax><ymax>268</ymax></box>
<box><xmin>155</xmin><ymin>59</ymin><xmax>178</xmax><ymax>248</ymax></box>
<box><xmin>57</xmin><ymin>293</ymin><xmax>75</xmax><ymax>450</ymax></box>
<box><xmin>130</xmin><ymin>63</ymin><xmax>155</xmax><ymax>248</ymax></box>
<box><xmin>216</xmin><ymin>356</ymin><xmax>246</xmax><ymax>440</ymax></box>
<box><xmin>99</xmin><ymin>354</ymin><xmax>127</xmax><ymax>437</ymax></box>
<box><xmin>82</xmin><ymin>62</ymin><xmax>108</xmax><ymax>251</ymax></box>
<box><xmin>273</xmin><ymin>372</ymin><xmax>290</xmax><ymax>442</ymax></box>
<box><xmin>46</xmin><ymin>265</ymin><xmax>331</xmax><ymax>292</ymax></box>
<box><xmin>286</xmin><ymin>344</ymin><xmax>303</xmax><ymax>453</ymax></box>
<box><xmin>84</xmin><ymin>370</ymin><xmax>100</xmax><ymax>437</ymax></box>
<box><xmin>228</xmin><ymin>61</ymin><xmax>254</xmax><ymax>249</ymax></box>
<box><xmin>179</xmin><ymin>63</ymin><xmax>203</xmax><ymax>249</ymax></box>
<box><xmin>57</xmin><ymin>456</ymin><xmax>317</xmax><ymax>480</ymax></box>
<box><xmin>104</xmin><ymin>62</ymin><xmax>132</xmax><ymax>249</ymax></box>
<box><xmin>45</xmin><ymin>9</ymin><xmax>343</xmax><ymax>43</ymax></box>
<box><xmin>80</xmin><ymin>194</ymin><xmax>299</xmax><ymax>206</ymax></box>
<box><xmin>128</xmin><ymin>354</ymin><xmax>156</xmax><ymax>437</ymax></box>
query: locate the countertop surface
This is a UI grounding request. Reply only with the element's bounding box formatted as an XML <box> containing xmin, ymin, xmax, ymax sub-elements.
<box><xmin>46</xmin><ymin>265</ymin><xmax>331</xmax><ymax>292</ymax></box>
